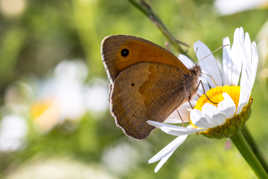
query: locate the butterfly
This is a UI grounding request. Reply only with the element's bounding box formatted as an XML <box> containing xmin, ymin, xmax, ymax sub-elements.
<box><xmin>101</xmin><ymin>35</ymin><xmax>201</xmax><ymax>139</ymax></box>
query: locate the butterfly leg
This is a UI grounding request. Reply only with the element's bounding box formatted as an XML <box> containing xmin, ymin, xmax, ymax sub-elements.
<box><xmin>184</xmin><ymin>84</ymin><xmax>194</xmax><ymax>109</ymax></box>
<box><xmin>176</xmin><ymin>110</ymin><xmax>183</xmax><ymax>122</ymax></box>
<box><xmin>198</xmin><ymin>80</ymin><xmax>218</xmax><ymax>105</ymax></box>
<box><xmin>187</xmin><ymin>97</ymin><xmax>193</xmax><ymax>109</ymax></box>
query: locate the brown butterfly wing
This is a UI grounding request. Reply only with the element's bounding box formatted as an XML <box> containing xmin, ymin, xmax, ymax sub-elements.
<box><xmin>111</xmin><ymin>62</ymin><xmax>193</xmax><ymax>139</ymax></box>
<box><xmin>101</xmin><ymin>35</ymin><xmax>190</xmax><ymax>82</ymax></box>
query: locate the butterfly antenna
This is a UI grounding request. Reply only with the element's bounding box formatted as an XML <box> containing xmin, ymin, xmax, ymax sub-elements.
<box><xmin>199</xmin><ymin>44</ymin><xmax>230</xmax><ymax>61</ymax></box>
<box><xmin>201</xmin><ymin>72</ymin><xmax>218</xmax><ymax>87</ymax></box>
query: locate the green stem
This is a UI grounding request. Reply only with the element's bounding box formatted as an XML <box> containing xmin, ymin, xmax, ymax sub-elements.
<box><xmin>242</xmin><ymin>127</ymin><xmax>268</xmax><ymax>173</ymax></box>
<box><xmin>128</xmin><ymin>0</ymin><xmax>189</xmax><ymax>55</ymax></box>
<box><xmin>231</xmin><ymin>130</ymin><xmax>268</xmax><ymax>178</ymax></box>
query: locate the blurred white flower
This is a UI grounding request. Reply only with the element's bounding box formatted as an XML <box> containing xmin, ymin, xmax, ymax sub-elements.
<box><xmin>6</xmin><ymin>158</ymin><xmax>118</xmax><ymax>179</ymax></box>
<box><xmin>40</xmin><ymin>60</ymin><xmax>88</xmax><ymax>120</ymax></box>
<box><xmin>102</xmin><ymin>142</ymin><xmax>139</xmax><ymax>175</ymax></box>
<box><xmin>215</xmin><ymin>0</ymin><xmax>268</xmax><ymax>15</ymax></box>
<box><xmin>257</xmin><ymin>21</ymin><xmax>268</xmax><ymax>67</ymax></box>
<box><xmin>260</xmin><ymin>68</ymin><xmax>268</xmax><ymax>79</ymax></box>
<box><xmin>0</xmin><ymin>0</ymin><xmax>26</xmax><ymax>17</ymax></box>
<box><xmin>31</xmin><ymin>60</ymin><xmax>109</xmax><ymax>132</ymax></box>
<box><xmin>85</xmin><ymin>80</ymin><xmax>109</xmax><ymax>113</ymax></box>
<box><xmin>31</xmin><ymin>61</ymin><xmax>88</xmax><ymax>132</ymax></box>
<box><xmin>0</xmin><ymin>115</ymin><xmax>27</xmax><ymax>152</ymax></box>
<box><xmin>54</xmin><ymin>60</ymin><xmax>88</xmax><ymax>83</ymax></box>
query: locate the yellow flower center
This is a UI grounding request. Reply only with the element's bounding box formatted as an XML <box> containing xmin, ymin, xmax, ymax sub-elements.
<box><xmin>194</xmin><ymin>86</ymin><xmax>240</xmax><ymax>111</ymax></box>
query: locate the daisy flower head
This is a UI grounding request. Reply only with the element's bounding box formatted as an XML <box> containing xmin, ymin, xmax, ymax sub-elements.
<box><xmin>147</xmin><ymin>27</ymin><xmax>259</xmax><ymax>173</ymax></box>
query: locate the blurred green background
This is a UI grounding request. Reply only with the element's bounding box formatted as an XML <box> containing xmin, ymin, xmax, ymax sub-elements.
<box><xmin>0</xmin><ymin>0</ymin><xmax>268</xmax><ymax>178</ymax></box>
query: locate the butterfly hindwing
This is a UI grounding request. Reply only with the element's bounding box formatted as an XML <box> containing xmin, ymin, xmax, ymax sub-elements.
<box><xmin>110</xmin><ymin>62</ymin><xmax>191</xmax><ymax>139</ymax></box>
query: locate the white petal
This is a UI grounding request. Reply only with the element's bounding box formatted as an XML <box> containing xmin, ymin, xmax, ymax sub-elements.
<box><xmin>217</xmin><ymin>93</ymin><xmax>236</xmax><ymax>118</ymax></box>
<box><xmin>147</xmin><ymin>120</ymin><xmax>181</xmax><ymax>129</ymax></box>
<box><xmin>154</xmin><ymin>149</ymin><xmax>174</xmax><ymax>173</ymax></box>
<box><xmin>238</xmin><ymin>41</ymin><xmax>258</xmax><ymax>113</ymax></box>
<box><xmin>202</xmin><ymin>93</ymin><xmax>236</xmax><ymax>127</ymax></box>
<box><xmin>202</xmin><ymin>103</ymin><xmax>217</xmax><ymax>118</ymax></box>
<box><xmin>201</xmin><ymin>103</ymin><xmax>223</xmax><ymax>127</ymax></box>
<box><xmin>249</xmin><ymin>42</ymin><xmax>259</xmax><ymax>90</ymax></box>
<box><xmin>229</xmin><ymin>28</ymin><xmax>243</xmax><ymax>85</ymax></box>
<box><xmin>211</xmin><ymin>113</ymin><xmax>226</xmax><ymax>126</ymax></box>
<box><xmin>162</xmin><ymin>127</ymin><xmax>204</xmax><ymax>136</ymax></box>
<box><xmin>244</xmin><ymin>32</ymin><xmax>252</xmax><ymax>61</ymax></box>
<box><xmin>216</xmin><ymin>59</ymin><xmax>223</xmax><ymax>79</ymax></box>
<box><xmin>222</xmin><ymin>37</ymin><xmax>233</xmax><ymax>85</ymax></box>
<box><xmin>238</xmin><ymin>27</ymin><xmax>245</xmax><ymax>43</ymax></box>
<box><xmin>238</xmin><ymin>68</ymin><xmax>250</xmax><ymax>113</ymax></box>
<box><xmin>190</xmin><ymin>109</ymin><xmax>211</xmax><ymax>128</ymax></box>
<box><xmin>147</xmin><ymin>121</ymin><xmax>202</xmax><ymax>136</ymax></box>
<box><xmin>149</xmin><ymin>135</ymin><xmax>188</xmax><ymax>164</ymax></box>
<box><xmin>147</xmin><ymin>121</ymin><xmax>186</xmax><ymax>129</ymax></box>
<box><xmin>194</xmin><ymin>41</ymin><xmax>223</xmax><ymax>86</ymax></box>
<box><xmin>178</xmin><ymin>54</ymin><xmax>195</xmax><ymax>69</ymax></box>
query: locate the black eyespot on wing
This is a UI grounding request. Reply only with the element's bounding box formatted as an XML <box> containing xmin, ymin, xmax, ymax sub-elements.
<box><xmin>121</xmin><ymin>48</ymin><xmax>129</xmax><ymax>57</ymax></box>
<box><xmin>131</xmin><ymin>83</ymin><xmax>135</xmax><ymax>87</ymax></box>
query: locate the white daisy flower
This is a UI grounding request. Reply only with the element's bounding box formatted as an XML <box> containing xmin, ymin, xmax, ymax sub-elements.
<box><xmin>147</xmin><ymin>27</ymin><xmax>259</xmax><ymax>173</ymax></box>
<box><xmin>214</xmin><ymin>0</ymin><xmax>268</xmax><ymax>15</ymax></box>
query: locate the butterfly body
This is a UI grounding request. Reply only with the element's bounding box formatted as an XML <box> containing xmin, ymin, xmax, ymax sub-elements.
<box><xmin>101</xmin><ymin>35</ymin><xmax>201</xmax><ymax>139</ymax></box>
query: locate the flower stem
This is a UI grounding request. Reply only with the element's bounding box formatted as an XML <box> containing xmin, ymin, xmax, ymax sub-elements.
<box><xmin>242</xmin><ymin>126</ymin><xmax>268</xmax><ymax>173</ymax></box>
<box><xmin>231</xmin><ymin>130</ymin><xmax>268</xmax><ymax>178</ymax></box>
<box><xmin>128</xmin><ymin>0</ymin><xmax>189</xmax><ymax>55</ymax></box>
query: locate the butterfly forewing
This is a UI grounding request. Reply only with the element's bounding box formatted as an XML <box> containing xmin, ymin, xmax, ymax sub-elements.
<box><xmin>101</xmin><ymin>35</ymin><xmax>190</xmax><ymax>82</ymax></box>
